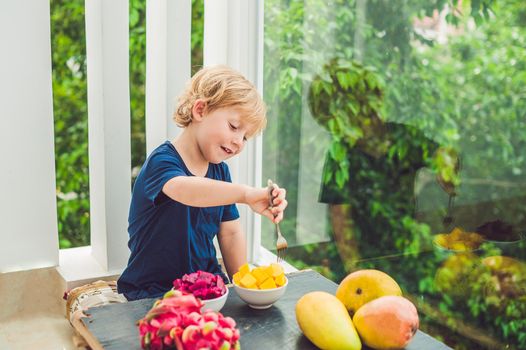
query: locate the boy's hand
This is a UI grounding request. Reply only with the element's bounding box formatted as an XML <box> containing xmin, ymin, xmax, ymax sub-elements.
<box><xmin>246</xmin><ymin>184</ymin><xmax>287</xmax><ymax>224</ymax></box>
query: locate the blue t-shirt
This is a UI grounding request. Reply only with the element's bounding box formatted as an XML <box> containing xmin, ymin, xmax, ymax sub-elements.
<box><xmin>117</xmin><ymin>141</ymin><xmax>240</xmax><ymax>300</ymax></box>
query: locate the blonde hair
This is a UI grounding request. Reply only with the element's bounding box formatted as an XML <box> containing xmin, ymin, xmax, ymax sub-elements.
<box><xmin>174</xmin><ymin>65</ymin><xmax>267</xmax><ymax>138</ymax></box>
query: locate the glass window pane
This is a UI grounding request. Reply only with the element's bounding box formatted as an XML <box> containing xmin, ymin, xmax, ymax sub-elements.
<box><xmin>263</xmin><ymin>1</ymin><xmax>526</xmax><ymax>348</ymax></box>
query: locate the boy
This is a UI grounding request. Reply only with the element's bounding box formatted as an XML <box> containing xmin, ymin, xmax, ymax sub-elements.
<box><xmin>117</xmin><ymin>65</ymin><xmax>287</xmax><ymax>301</ymax></box>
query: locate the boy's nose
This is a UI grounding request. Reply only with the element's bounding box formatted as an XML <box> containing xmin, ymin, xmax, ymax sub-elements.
<box><xmin>231</xmin><ymin>137</ymin><xmax>244</xmax><ymax>152</ymax></box>
<box><xmin>232</xmin><ymin>134</ymin><xmax>244</xmax><ymax>146</ymax></box>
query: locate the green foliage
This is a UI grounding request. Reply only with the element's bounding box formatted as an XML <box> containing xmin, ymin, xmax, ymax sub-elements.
<box><xmin>130</xmin><ymin>0</ymin><xmax>147</xmax><ymax>176</ymax></box>
<box><xmin>191</xmin><ymin>0</ymin><xmax>204</xmax><ymax>74</ymax></box>
<box><xmin>50</xmin><ymin>0</ymin><xmax>90</xmax><ymax>247</ymax></box>
<box><xmin>309</xmin><ymin>59</ymin><xmax>385</xmax><ymax>190</ymax></box>
<box><xmin>264</xmin><ymin>0</ymin><xmax>526</xmax><ymax>348</ymax></box>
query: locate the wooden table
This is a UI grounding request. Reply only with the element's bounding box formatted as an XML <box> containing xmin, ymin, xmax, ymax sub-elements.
<box><xmin>80</xmin><ymin>270</ymin><xmax>452</xmax><ymax>350</ymax></box>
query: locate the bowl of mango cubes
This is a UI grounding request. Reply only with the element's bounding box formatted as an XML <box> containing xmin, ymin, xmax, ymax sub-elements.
<box><xmin>433</xmin><ymin>227</ymin><xmax>484</xmax><ymax>252</ymax></box>
<box><xmin>232</xmin><ymin>263</ymin><xmax>288</xmax><ymax>309</ymax></box>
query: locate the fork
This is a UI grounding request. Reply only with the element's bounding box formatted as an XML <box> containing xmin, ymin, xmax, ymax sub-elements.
<box><xmin>267</xmin><ymin>179</ymin><xmax>288</xmax><ymax>262</ymax></box>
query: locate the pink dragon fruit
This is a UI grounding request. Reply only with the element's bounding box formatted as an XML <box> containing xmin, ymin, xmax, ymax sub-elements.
<box><xmin>138</xmin><ymin>290</ymin><xmax>240</xmax><ymax>350</ymax></box>
<box><xmin>173</xmin><ymin>271</ymin><xmax>227</xmax><ymax>301</ymax></box>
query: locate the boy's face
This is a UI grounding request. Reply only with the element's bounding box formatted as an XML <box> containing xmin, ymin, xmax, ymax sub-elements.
<box><xmin>195</xmin><ymin>106</ymin><xmax>250</xmax><ymax>164</ymax></box>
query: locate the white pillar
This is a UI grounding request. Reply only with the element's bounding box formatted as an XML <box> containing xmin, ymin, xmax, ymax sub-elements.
<box><xmin>145</xmin><ymin>0</ymin><xmax>191</xmax><ymax>155</ymax></box>
<box><xmin>203</xmin><ymin>0</ymin><xmax>264</xmax><ymax>262</ymax></box>
<box><xmin>0</xmin><ymin>0</ymin><xmax>59</xmax><ymax>273</ymax></box>
<box><xmin>85</xmin><ymin>0</ymin><xmax>131</xmax><ymax>271</ymax></box>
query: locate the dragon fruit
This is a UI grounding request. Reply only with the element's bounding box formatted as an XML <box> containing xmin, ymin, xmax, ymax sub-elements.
<box><xmin>173</xmin><ymin>271</ymin><xmax>227</xmax><ymax>300</ymax></box>
<box><xmin>138</xmin><ymin>290</ymin><xmax>240</xmax><ymax>350</ymax></box>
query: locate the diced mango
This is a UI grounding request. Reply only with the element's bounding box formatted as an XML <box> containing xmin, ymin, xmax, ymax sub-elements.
<box><xmin>240</xmin><ymin>273</ymin><xmax>257</xmax><ymax>288</ymax></box>
<box><xmin>259</xmin><ymin>277</ymin><xmax>277</xmax><ymax>290</ymax></box>
<box><xmin>451</xmin><ymin>242</ymin><xmax>467</xmax><ymax>251</ymax></box>
<box><xmin>252</xmin><ymin>267</ymin><xmax>270</xmax><ymax>284</ymax></box>
<box><xmin>269</xmin><ymin>263</ymin><xmax>284</xmax><ymax>278</ymax></box>
<box><xmin>275</xmin><ymin>273</ymin><xmax>286</xmax><ymax>287</ymax></box>
<box><xmin>232</xmin><ymin>271</ymin><xmax>242</xmax><ymax>285</ymax></box>
<box><xmin>238</xmin><ymin>263</ymin><xmax>250</xmax><ymax>277</ymax></box>
<box><xmin>234</xmin><ymin>263</ymin><xmax>286</xmax><ymax>290</ymax></box>
<box><xmin>264</xmin><ymin>265</ymin><xmax>275</xmax><ymax>277</ymax></box>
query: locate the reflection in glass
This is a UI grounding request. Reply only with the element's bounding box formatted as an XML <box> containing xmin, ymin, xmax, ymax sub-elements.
<box><xmin>263</xmin><ymin>1</ymin><xmax>526</xmax><ymax>349</ymax></box>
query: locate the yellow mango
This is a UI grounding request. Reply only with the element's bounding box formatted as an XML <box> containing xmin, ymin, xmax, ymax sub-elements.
<box><xmin>259</xmin><ymin>277</ymin><xmax>277</xmax><ymax>290</ymax></box>
<box><xmin>274</xmin><ymin>274</ymin><xmax>286</xmax><ymax>287</ymax></box>
<box><xmin>451</xmin><ymin>242</ymin><xmax>467</xmax><ymax>251</ymax></box>
<box><xmin>239</xmin><ymin>273</ymin><xmax>257</xmax><ymax>288</ymax></box>
<box><xmin>269</xmin><ymin>263</ymin><xmax>284</xmax><ymax>277</ymax></box>
<box><xmin>336</xmin><ymin>269</ymin><xmax>401</xmax><ymax>316</ymax></box>
<box><xmin>264</xmin><ymin>265</ymin><xmax>275</xmax><ymax>277</ymax></box>
<box><xmin>238</xmin><ymin>263</ymin><xmax>250</xmax><ymax>277</ymax></box>
<box><xmin>296</xmin><ymin>292</ymin><xmax>361</xmax><ymax>350</ymax></box>
<box><xmin>232</xmin><ymin>271</ymin><xmax>242</xmax><ymax>285</ymax></box>
<box><xmin>252</xmin><ymin>267</ymin><xmax>270</xmax><ymax>284</ymax></box>
<box><xmin>433</xmin><ymin>234</ymin><xmax>448</xmax><ymax>248</ymax></box>
<box><xmin>234</xmin><ymin>263</ymin><xmax>286</xmax><ymax>290</ymax></box>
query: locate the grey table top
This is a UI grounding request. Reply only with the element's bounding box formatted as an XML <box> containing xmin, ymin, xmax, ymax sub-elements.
<box><xmin>82</xmin><ymin>270</ymin><xmax>452</xmax><ymax>350</ymax></box>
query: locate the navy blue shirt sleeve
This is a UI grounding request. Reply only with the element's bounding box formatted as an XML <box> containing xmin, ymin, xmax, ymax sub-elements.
<box><xmin>143</xmin><ymin>151</ymin><xmax>186</xmax><ymax>206</ymax></box>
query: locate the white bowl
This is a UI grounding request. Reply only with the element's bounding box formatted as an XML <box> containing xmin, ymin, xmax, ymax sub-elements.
<box><xmin>233</xmin><ymin>277</ymin><xmax>288</xmax><ymax>309</ymax></box>
<box><xmin>200</xmin><ymin>287</ymin><xmax>229</xmax><ymax>312</ymax></box>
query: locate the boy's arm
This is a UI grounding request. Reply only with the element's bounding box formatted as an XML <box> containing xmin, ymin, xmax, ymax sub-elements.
<box><xmin>163</xmin><ymin>176</ymin><xmax>287</xmax><ymax>223</ymax></box>
<box><xmin>163</xmin><ymin>176</ymin><xmax>250</xmax><ymax>206</ymax></box>
<box><xmin>217</xmin><ymin>219</ymin><xmax>246</xmax><ymax>279</ymax></box>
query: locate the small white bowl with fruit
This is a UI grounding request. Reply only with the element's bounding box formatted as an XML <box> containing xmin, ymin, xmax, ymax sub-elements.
<box><xmin>232</xmin><ymin>263</ymin><xmax>288</xmax><ymax>309</ymax></box>
<box><xmin>172</xmin><ymin>270</ymin><xmax>229</xmax><ymax>312</ymax></box>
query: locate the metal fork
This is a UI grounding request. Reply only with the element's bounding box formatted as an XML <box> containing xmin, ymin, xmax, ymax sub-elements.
<box><xmin>267</xmin><ymin>179</ymin><xmax>288</xmax><ymax>262</ymax></box>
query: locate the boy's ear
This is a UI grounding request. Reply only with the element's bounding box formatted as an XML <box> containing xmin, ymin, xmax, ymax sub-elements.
<box><xmin>192</xmin><ymin>99</ymin><xmax>206</xmax><ymax>121</ymax></box>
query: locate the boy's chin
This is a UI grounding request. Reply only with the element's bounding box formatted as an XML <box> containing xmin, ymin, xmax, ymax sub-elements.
<box><xmin>207</xmin><ymin>156</ymin><xmax>227</xmax><ymax>164</ymax></box>
<box><xmin>209</xmin><ymin>153</ymin><xmax>234</xmax><ymax>164</ymax></box>
<box><xmin>207</xmin><ymin>150</ymin><xmax>235</xmax><ymax>164</ymax></box>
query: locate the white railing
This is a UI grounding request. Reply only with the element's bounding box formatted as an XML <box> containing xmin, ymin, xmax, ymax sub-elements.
<box><xmin>0</xmin><ymin>0</ymin><xmax>266</xmax><ymax>280</ymax></box>
<box><xmin>85</xmin><ymin>0</ymin><xmax>131</xmax><ymax>272</ymax></box>
<box><xmin>1</xmin><ymin>0</ymin><xmax>58</xmax><ymax>273</ymax></box>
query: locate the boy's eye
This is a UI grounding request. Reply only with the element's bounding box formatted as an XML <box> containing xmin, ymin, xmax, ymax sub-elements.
<box><xmin>243</xmin><ymin>136</ymin><xmax>248</xmax><ymax>142</ymax></box>
<box><xmin>229</xmin><ymin>123</ymin><xmax>237</xmax><ymax>130</ymax></box>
